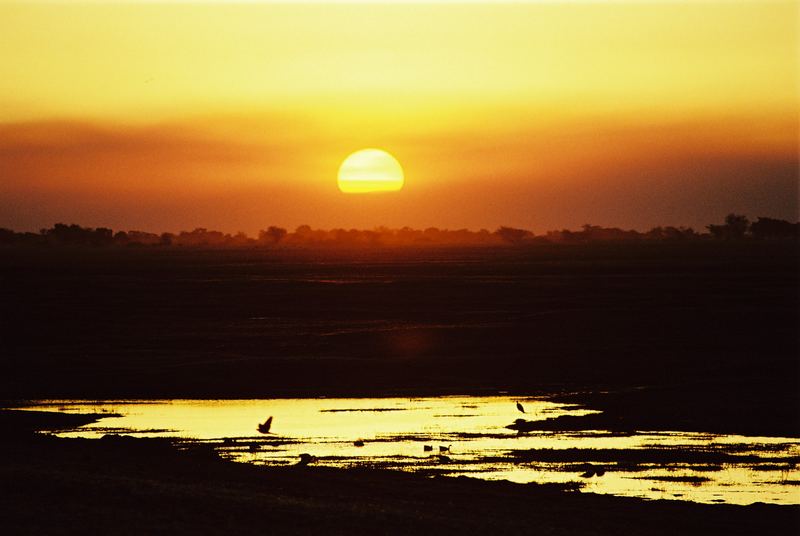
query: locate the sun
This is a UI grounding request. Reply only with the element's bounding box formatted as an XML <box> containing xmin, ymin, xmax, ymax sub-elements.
<box><xmin>337</xmin><ymin>148</ymin><xmax>404</xmax><ymax>194</ymax></box>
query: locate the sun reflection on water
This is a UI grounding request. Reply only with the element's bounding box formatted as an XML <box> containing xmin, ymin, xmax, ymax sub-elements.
<box><xmin>20</xmin><ymin>397</ymin><xmax>800</xmax><ymax>506</ymax></box>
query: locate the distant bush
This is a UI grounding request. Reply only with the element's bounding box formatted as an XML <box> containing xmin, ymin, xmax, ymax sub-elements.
<box><xmin>750</xmin><ymin>217</ymin><xmax>800</xmax><ymax>240</ymax></box>
<box><xmin>3</xmin><ymin>214</ymin><xmax>796</xmax><ymax>249</ymax></box>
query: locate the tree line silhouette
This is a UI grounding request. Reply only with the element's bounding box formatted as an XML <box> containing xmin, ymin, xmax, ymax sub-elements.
<box><xmin>0</xmin><ymin>214</ymin><xmax>797</xmax><ymax>248</ymax></box>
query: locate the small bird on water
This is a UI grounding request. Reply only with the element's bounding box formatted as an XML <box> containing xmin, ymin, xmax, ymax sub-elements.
<box><xmin>580</xmin><ymin>464</ymin><xmax>605</xmax><ymax>478</ymax></box>
<box><xmin>297</xmin><ymin>453</ymin><xmax>317</xmax><ymax>466</ymax></box>
<box><xmin>516</xmin><ymin>402</ymin><xmax>526</xmax><ymax>414</ymax></box>
<box><xmin>257</xmin><ymin>416</ymin><xmax>273</xmax><ymax>434</ymax></box>
<box><xmin>594</xmin><ymin>467</ymin><xmax>606</xmax><ymax>477</ymax></box>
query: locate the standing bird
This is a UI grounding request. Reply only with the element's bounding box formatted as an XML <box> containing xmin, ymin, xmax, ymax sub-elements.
<box><xmin>594</xmin><ymin>466</ymin><xmax>606</xmax><ymax>477</ymax></box>
<box><xmin>297</xmin><ymin>453</ymin><xmax>317</xmax><ymax>466</ymax></box>
<box><xmin>257</xmin><ymin>416</ymin><xmax>273</xmax><ymax>434</ymax></box>
<box><xmin>580</xmin><ymin>463</ymin><xmax>597</xmax><ymax>478</ymax></box>
<box><xmin>516</xmin><ymin>402</ymin><xmax>526</xmax><ymax>414</ymax></box>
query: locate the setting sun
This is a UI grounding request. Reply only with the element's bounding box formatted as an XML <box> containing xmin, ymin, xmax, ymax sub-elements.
<box><xmin>337</xmin><ymin>149</ymin><xmax>405</xmax><ymax>194</ymax></box>
<box><xmin>0</xmin><ymin>1</ymin><xmax>798</xmax><ymax>532</ymax></box>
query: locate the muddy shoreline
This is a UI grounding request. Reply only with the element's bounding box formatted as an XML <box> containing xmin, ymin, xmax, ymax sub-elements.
<box><xmin>2</xmin><ymin>243</ymin><xmax>797</xmax><ymax>531</ymax></box>
<box><xmin>2</xmin><ymin>416</ymin><xmax>798</xmax><ymax>535</ymax></box>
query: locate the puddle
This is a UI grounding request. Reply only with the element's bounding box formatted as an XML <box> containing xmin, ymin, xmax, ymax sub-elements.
<box><xmin>16</xmin><ymin>397</ymin><xmax>800</xmax><ymax>505</ymax></box>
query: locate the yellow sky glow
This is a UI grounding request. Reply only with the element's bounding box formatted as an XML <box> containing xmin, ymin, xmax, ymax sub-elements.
<box><xmin>0</xmin><ymin>1</ymin><xmax>796</xmax><ymax>232</ymax></box>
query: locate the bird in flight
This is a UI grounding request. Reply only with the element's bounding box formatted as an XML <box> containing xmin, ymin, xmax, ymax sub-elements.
<box><xmin>516</xmin><ymin>402</ymin><xmax>525</xmax><ymax>413</ymax></box>
<box><xmin>257</xmin><ymin>416</ymin><xmax>273</xmax><ymax>434</ymax></box>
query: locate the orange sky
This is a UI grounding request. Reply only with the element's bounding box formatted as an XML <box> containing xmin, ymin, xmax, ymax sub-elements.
<box><xmin>0</xmin><ymin>1</ymin><xmax>797</xmax><ymax>233</ymax></box>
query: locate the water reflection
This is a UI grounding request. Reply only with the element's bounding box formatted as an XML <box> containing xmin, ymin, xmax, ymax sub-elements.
<box><xmin>19</xmin><ymin>397</ymin><xmax>800</xmax><ymax>506</ymax></box>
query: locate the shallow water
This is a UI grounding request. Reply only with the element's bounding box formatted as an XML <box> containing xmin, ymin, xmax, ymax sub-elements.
<box><xmin>20</xmin><ymin>397</ymin><xmax>800</xmax><ymax>505</ymax></box>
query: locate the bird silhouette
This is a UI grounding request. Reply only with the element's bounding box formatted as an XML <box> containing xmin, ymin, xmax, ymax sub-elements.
<box><xmin>594</xmin><ymin>467</ymin><xmax>606</xmax><ymax>477</ymax></box>
<box><xmin>423</xmin><ymin>445</ymin><xmax>433</xmax><ymax>452</ymax></box>
<box><xmin>516</xmin><ymin>402</ymin><xmax>525</xmax><ymax>413</ymax></box>
<box><xmin>439</xmin><ymin>445</ymin><xmax>451</xmax><ymax>453</ymax></box>
<box><xmin>353</xmin><ymin>439</ymin><xmax>365</xmax><ymax>447</ymax></box>
<box><xmin>580</xmin><ymin>463</ymin><xmax>598</xmax><ymax>478</ymax></box>
<box><xmin>257</xmin><ymin>416</ymin><xmax>273</xmax><ymax>434</ymax></box>
<box><xmin>297</xmin><ymin>453</ymin><xmax>317</xmax><ymax>466</ymax></box>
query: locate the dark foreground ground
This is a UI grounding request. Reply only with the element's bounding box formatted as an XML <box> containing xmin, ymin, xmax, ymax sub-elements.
<box><xmin>1</xmin><ymin>241</ymin><xmax>798</xmax><ymax>536</ymax></box>
<box><xmin>1</xmin><ymin>241</ymin><xmax>798</xmax><ymax>436</ymax></box>
<box><xmin>1</xmin><ymin>411</ymin><xmax>798</xmax><ymax>535</ymax></box>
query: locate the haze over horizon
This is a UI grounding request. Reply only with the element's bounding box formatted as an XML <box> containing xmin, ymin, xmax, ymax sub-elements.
<box><xmin>1</xmin><ymin>1</ymin><xmax>797</xmax><ymax>235</ymax></box>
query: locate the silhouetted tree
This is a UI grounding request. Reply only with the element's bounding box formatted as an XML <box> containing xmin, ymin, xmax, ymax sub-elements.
<box><xmin>6</xmin><ymin>215</ymin><xmax>797</xmax><ymax>249</ymax></box>
<box><xmin>0</xmin><ymin>228</ymin><xmax>16</xmax><ymax>244</ymax></box>
<box><xmin>294</xmin><ymin>225</ymin><xmax>312</xmax><ymax>237</ymax></box>
<box><xmin>544</xmin><ymin>229</ymin><xmax>568</xmax><ymax>242</ymax></box>
<box><xmin>124</xmin><ymin>231</ymin><xmax>161</xmax><ymax>246</ymax></box>
<box><xmin>41</xmin><ymin>223</ymin><xmax>114</xmax><ymax>245</ymax></box>
<box><xmin>259</xmin><ymin>226</ymin><xmax>287</xmax><ymax>244</ymax></box>
<box><xmin>176</xmin><ymin>228</ymin><xmax>228</xmax><ymax>246</ymax></box>
<box><xmin>750</xmin><ymin>217</ymin><xmax>799</xmax><ymax>240</ymax></box>
<box><xmin>578</xmin><ymin>224</ymin><xmax>640</xmax><ymax>242</ymax></box>
<box><xmin>646</xmin><ymin>226</ymin><xmax>697</xmax><ymax>241</ymax></box>
<box><xmin>495</xmin><ymin>226</ymin><xmax>531</xmax><ymax>244</ymax></box>
<box><xmin>113</xmin><ymin>231</ymin><xmax>129</xmax><ymax>244</ymax></box>
<box><xmin>707</xmin><ymin>214</ymin><xmax>749</xmax><ymax>240</ymax></box>
<box><xmin>94</xmin><ymin>227</ymin><xmax>114</xmax><ymax>246</ymax></box>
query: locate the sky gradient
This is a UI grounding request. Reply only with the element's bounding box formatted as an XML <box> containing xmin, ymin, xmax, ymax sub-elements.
<box><xmin>0</xmin><ymin>1</ymin><xmax>797</xmax><ymax>234</ymax></box>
